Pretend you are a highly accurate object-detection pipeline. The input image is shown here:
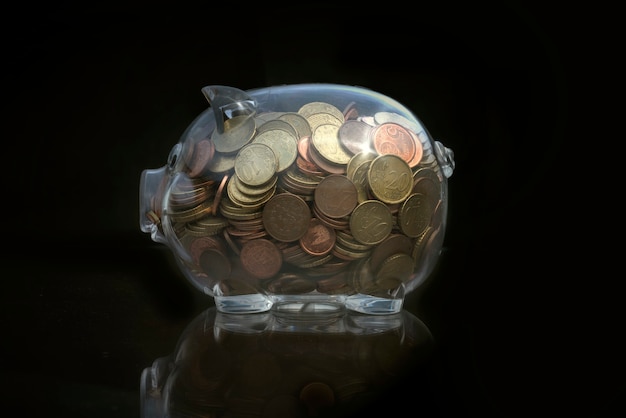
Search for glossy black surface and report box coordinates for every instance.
[1,3,622,417]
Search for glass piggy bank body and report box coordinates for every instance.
[139,83,455,315]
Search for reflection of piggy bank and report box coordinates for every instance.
[140,307,435,417]
[139,84,455,315]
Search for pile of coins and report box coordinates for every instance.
[146,100,446,298]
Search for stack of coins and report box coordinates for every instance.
[149,100,445,298]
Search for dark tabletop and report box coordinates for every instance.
[1,3,622,417]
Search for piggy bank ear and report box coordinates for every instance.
[201,85,257,134]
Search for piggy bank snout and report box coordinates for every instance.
[139,166,168,243]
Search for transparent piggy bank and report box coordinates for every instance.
[139,83,455,315]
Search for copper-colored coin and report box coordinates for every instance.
[300,381,335,413]
[312,204,350,231]
[297,135,313,162]
[180,139,195,171]
[187,138,215,178]
[211,174,229,215]
[189,235,224,264]
[198,248,231,281]
[413,168,442,200]
[342,101,359,120]
[407,130,424,168]
[314,174,358,218]
[262,192,311,242]
[371,122,416,164]
[240,238,282,279]
[299,217,336,256]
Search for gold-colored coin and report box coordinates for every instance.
[254,111,283,124]
[185,214,229,236]
[311,124,352,165]
[227,176,276,208]
[167,200,214,223]
[348,159,373,203]
[218,197,263,220]
[298,101,345,122]
[252,127,298,173]
[255,118,298,138]
[335,230,372,251]
[368,154,413,204]
[211,114,256,154]
[349,200,393,245]
[346,151,376,179]
[168,186,210,210]
[278,112,312,139]
[205,151,236,174]
[306,112,343,133]
[397,192,433,238]
[375,252,414,286]
[278,165,320,196]
[232,171,277,196]
[234,142,278,186]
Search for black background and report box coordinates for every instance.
[1,2,622,417]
